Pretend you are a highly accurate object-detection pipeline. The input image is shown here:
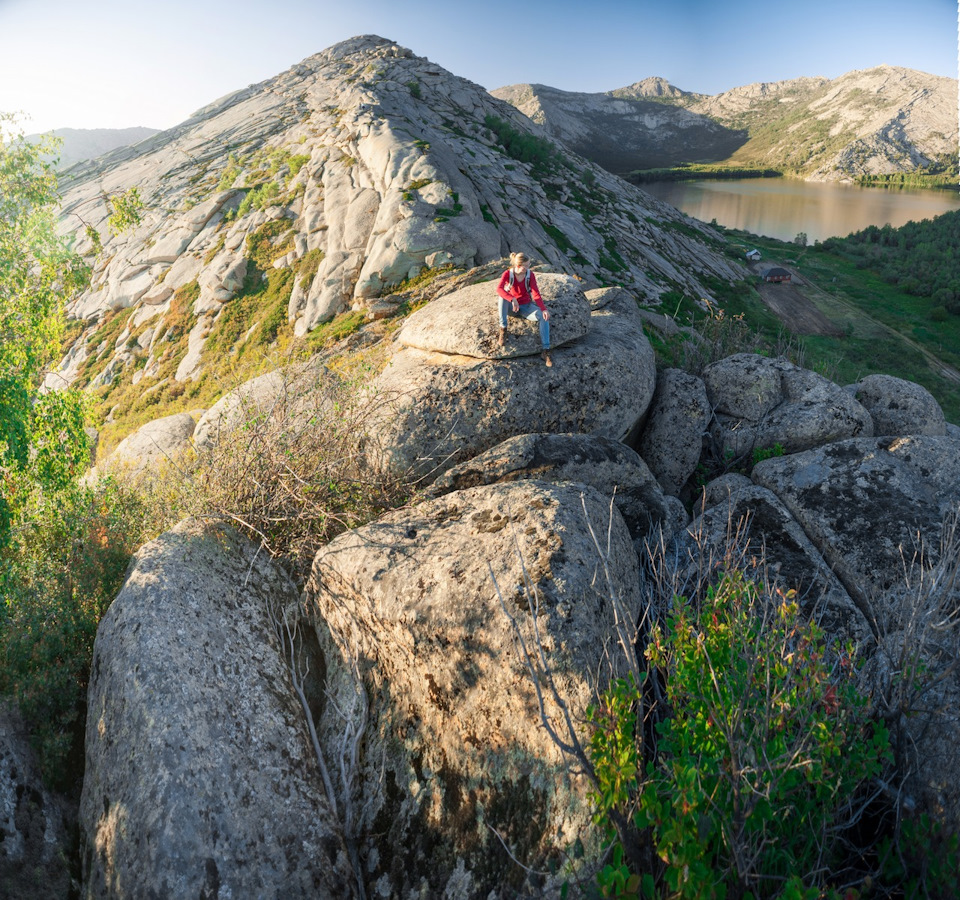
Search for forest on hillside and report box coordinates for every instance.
[821,207,960,320]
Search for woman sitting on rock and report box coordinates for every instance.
[496,252,551,367]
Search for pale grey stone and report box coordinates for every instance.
[752,435,960,619]
[81,520,356,899]
[638,368,711,496]
[397,272,590,358]
[428,431,670,543]
[703,354,873,457]
[371,287,657,478]
[307,480,640,898]
[104,411,196,476]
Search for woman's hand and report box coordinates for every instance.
[511,301,519,312]
[542,309,550,321]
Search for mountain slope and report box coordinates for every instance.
[53,35,742,397]
[27,126,160,168]
[495,65,958,181]
[491,82,746,172]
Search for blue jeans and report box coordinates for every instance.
[498,297,550,349]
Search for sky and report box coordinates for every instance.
[0,0,957,136]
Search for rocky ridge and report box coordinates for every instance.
[494,65,958,180]
[14,32,959,900]
[50,35,742,400]
[27,127,161,170]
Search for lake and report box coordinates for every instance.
[639,177,960,243]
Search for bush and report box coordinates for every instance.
[637,571,889,898]
[484,114,559,177]
[585,525,894,900]
[177,363,413,574]
[0,477,162,790]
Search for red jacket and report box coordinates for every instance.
[497,268,545,312]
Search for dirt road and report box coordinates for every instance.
[756,280,845,337]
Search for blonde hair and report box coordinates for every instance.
[509,252,529,267]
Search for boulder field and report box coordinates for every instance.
[70,269,960,897]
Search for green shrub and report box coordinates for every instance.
[589,569,892,899]
[751,442,785,467]
[246,219,294,269]
[0,477,163,790]
[484,114,559,177]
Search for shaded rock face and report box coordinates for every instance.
[307,480,642,898]
[702,354,873,457]
[752,436,960,618]
[80,520,356,900]
[372,283,657,478]
[852,373,947,437]
[496,66,958,182]
[0,703,74,900]
[428,432,671,545]
[637,367,711,496]
[491,82,744,173]
[688,478,870,645]
[397,272,591,358]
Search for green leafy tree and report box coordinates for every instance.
[0,118,146,789]
[0,117,90,546]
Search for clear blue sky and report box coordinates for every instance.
[1,0,957,135]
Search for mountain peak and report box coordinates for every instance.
[53,35,741,392]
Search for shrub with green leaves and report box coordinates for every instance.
[0,476,160,790]
[589,570,892,899]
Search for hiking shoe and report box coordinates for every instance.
[542,350,553,367]
[498,327,507,347]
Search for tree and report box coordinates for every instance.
[0,116,90,545]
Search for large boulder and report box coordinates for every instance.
[851,373,947,437]
[0,703,74,900]
[752,435,960,619]
[703,354,873,458]
[427,432,671,545]
[371,284,657,478]
[307,480,642,898]
[193,357,332,450]
[103,410,197,476]
[80,519,356,899]
[637,367,711,496]
[396,272,591,359]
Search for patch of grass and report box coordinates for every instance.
[539,220,574,255]
[306,311,366,350]
[294,247,325,284]
[383,263,456,296]
[246,220,295,270]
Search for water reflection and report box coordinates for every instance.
[640,178,960,242]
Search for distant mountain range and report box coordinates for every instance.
[25,127,160,169]
[492,65,958,181]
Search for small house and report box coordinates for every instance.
[762,267,792,283]
[745,249,761,261]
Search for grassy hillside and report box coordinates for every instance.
[659,227,960,423]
